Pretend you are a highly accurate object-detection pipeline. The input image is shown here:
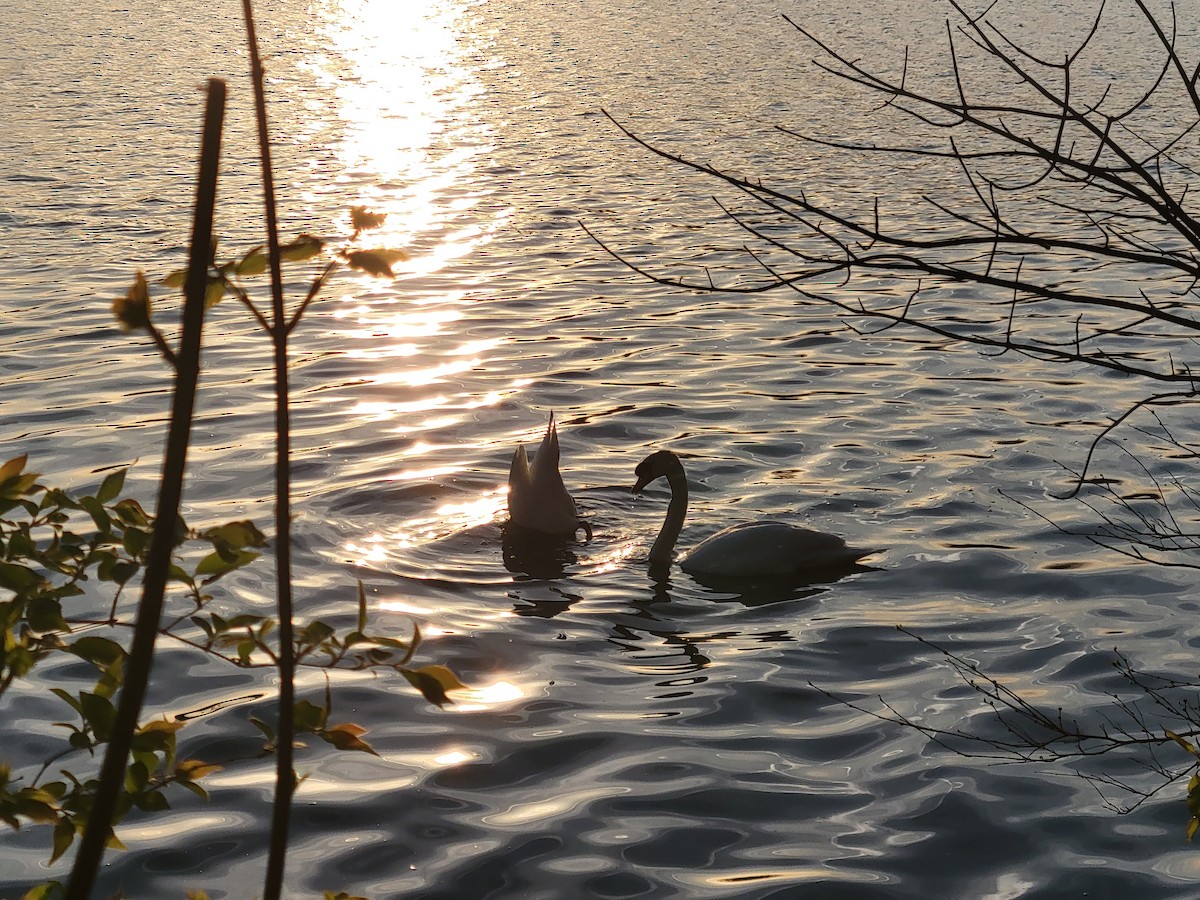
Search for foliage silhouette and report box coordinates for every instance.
[1,6,459,899]
[598,0,1200,836]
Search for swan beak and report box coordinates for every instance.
[632,475,652,495]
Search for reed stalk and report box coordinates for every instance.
[237,3,297,897]
[64,76,226,900]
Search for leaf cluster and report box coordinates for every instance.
[112,205,407,368]
[0,455,464,881]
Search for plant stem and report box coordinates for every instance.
[65,77,225,900]
[238,3,297,898]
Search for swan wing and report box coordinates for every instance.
[507,444,532,524]
[681,521,878,578]
[528,415,578,530]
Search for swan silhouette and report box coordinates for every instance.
[507,413,588,538]
[632,449,880,578]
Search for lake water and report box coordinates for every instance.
[3,0,1200,896]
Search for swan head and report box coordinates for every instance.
[632,449,684,494]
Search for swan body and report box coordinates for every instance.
[632,449,880,577]
[508,413,581,536]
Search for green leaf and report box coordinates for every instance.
[204,278,225,309]
[195,548,260,582]
[112,271,152,332]
[236,639,256,665]
[0,462,39,502]
[1187,778,1200,817]
[125,759,150,793]
[225,614,265,629]
[321,722,378,755]
[300,620,335,646]
[399,622,421,666]
[68,636,126,669]
[341,248,408,278]
[121,525,149,556]
[8,529,35,558]
[204,520,268,549]
[0,561,42,594]
[371,635,412,652]
[293,699,326,733]
[160,268,187,288]
[233,246,268,276]
[357,580,368,635]
[109,560,139,586]
[249,715,275,743]
[1188,817,1199,842]
[133,790,170,812]
[413,664,466,693]
[78,496,111,533]
[28,596,67,633]
[0,454,27,483]
[176,758,222,781]
[112,498,150,527]
[191,616,213,639]
[12,790,60,824]
[134,719,183,754]
[50,818,75,864]
[350,205,387,235]
[167,564,194,587]
[401,667,455,708]
[280,233,324,262]
[178,779,210,801]
[96,469,127,504]
[79,692,116,742]
[24,880,66,900]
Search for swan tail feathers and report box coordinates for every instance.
[508,444,530,487]
[532,412,561,476]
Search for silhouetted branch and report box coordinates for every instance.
[596,0,1200,561]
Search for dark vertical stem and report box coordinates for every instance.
[239,3,296,898]
[65,77,225,900]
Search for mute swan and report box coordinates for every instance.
[632,449,880,578]
[508,413,589,538]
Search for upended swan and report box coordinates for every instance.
[632,449,880,578]
[507,413,588,538]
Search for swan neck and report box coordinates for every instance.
[649,467,688,565]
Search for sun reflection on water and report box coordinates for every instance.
[451,679,525,712]
[432,749,477,767]
[308,0,499,244]
[309,0,534,566]
[347,488,507,563]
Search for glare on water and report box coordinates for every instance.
[1,0,1199,896]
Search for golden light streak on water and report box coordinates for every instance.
[432,749,478,767]
[309,0,517,441]
[584,542,638,576]
[310,0,495,244]
[347,488,507,566]
[451,679,526,712]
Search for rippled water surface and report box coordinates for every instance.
[3,0,1200,896]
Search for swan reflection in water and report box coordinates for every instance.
[501,522,582,582]
[644,557,875,608]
